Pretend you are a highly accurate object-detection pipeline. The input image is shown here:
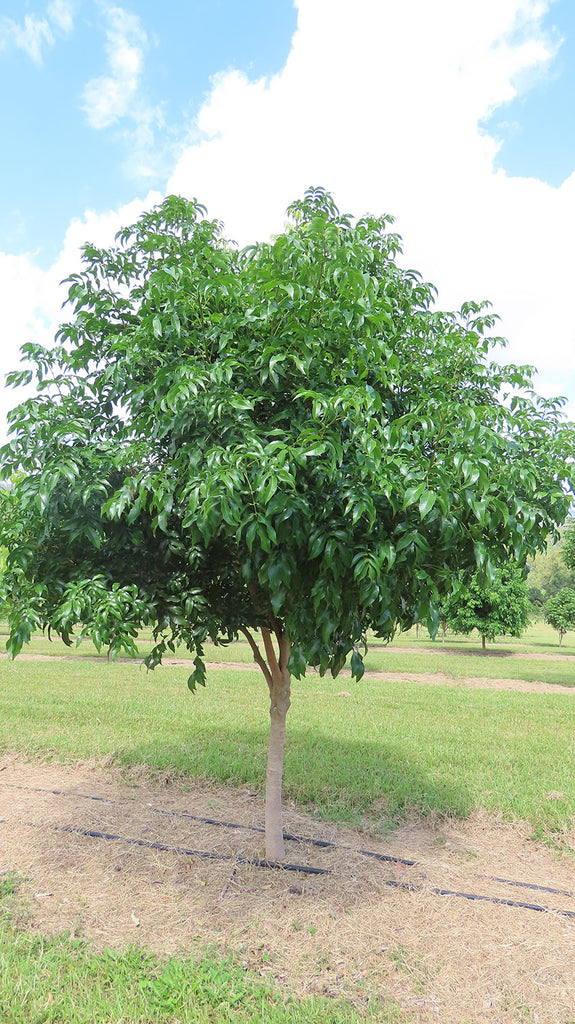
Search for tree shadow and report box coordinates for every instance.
[434,646,514,659]
[370,642,514,658]
[119,723,472,830]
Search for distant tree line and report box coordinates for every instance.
[526,517,575,612]
[435,520,575,648]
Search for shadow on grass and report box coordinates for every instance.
[117,725,472,830]
[371,643,515,659]
[433,646,514,659]
[528,641,575,653]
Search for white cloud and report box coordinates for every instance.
[82,4,148,129]
[47,0,75,35]
[167,0,574,409]
[0,191,162,441]
[81,3,166,183]
[0,14,54,64]
[0,1,74,64]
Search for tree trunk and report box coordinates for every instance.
[559,631,564,647]
[482,635,486,653]
[265,664,291,861]
[241,625,292,862]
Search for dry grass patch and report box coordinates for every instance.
[1,756,574,1024]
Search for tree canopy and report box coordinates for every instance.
[1,188,574,857]
[526,518,575,612]
[444,562,531,651]
[544,588,575,646]
[559,518,575,575]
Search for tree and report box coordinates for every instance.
[559,518,575,575]
[1,190,574,859]
[526,520,575,613]
[543,588,575,645]
[445,563,531,652]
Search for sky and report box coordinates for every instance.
[1,0,575,439]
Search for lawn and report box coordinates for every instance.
[1,625,574,1024]
[0,649,573,838]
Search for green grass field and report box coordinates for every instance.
[5,620,575,686]
[1,622,574,1022]
[0,627,573,836]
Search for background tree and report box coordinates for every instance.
[437,601,450,643]
[559,517,575,574]
[0,547,6,616]
[543,588,575,645]
[444,563,531,652]
[526,519,575,614]
[1,190,574,859]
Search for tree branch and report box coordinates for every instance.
[261,626,280,680]
[278,634,291,673]
[239,626,272,687]
[269,614,290,673]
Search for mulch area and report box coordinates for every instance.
[1,756,574,1024]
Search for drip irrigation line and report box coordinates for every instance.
[2,781,573,900]
[0,783,416,865]
[380,878,575,918]
[427,887,575,918]
[357,847,417,867]
[481,876,574,898]
[5,819,575,920]
[20,821,330,875]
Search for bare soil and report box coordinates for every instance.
[147,659,575,695]
[1,756,574,1024]
[359,671,575,695]
[9,642,575,696]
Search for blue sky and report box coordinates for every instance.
[0,0,297,265]
[485,0,575,184]
[1,0,575,436]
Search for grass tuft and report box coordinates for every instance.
[0,926,399,1024]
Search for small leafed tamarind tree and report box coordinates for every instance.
[1,189,574,859]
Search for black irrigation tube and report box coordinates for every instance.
[5,819,575,919]
[2,782,571,893]
[2,782,575,918]
[18,821,329,875]
[379,877,575,918]
[1,782,417,866]
[480,875,573,897]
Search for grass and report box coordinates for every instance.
[4,619,575,678]
[0,936,395,1024]
[0,910,396,1024]
[1,625,573,1024]
[0,875,400,1024]
[362,647,575,686]
[0,655,573,837]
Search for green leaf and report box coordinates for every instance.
[403,483,425,509]
[418,490,437,518]
[288,646,307,679]
[350,649,365,680]
[187,656,207,692]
